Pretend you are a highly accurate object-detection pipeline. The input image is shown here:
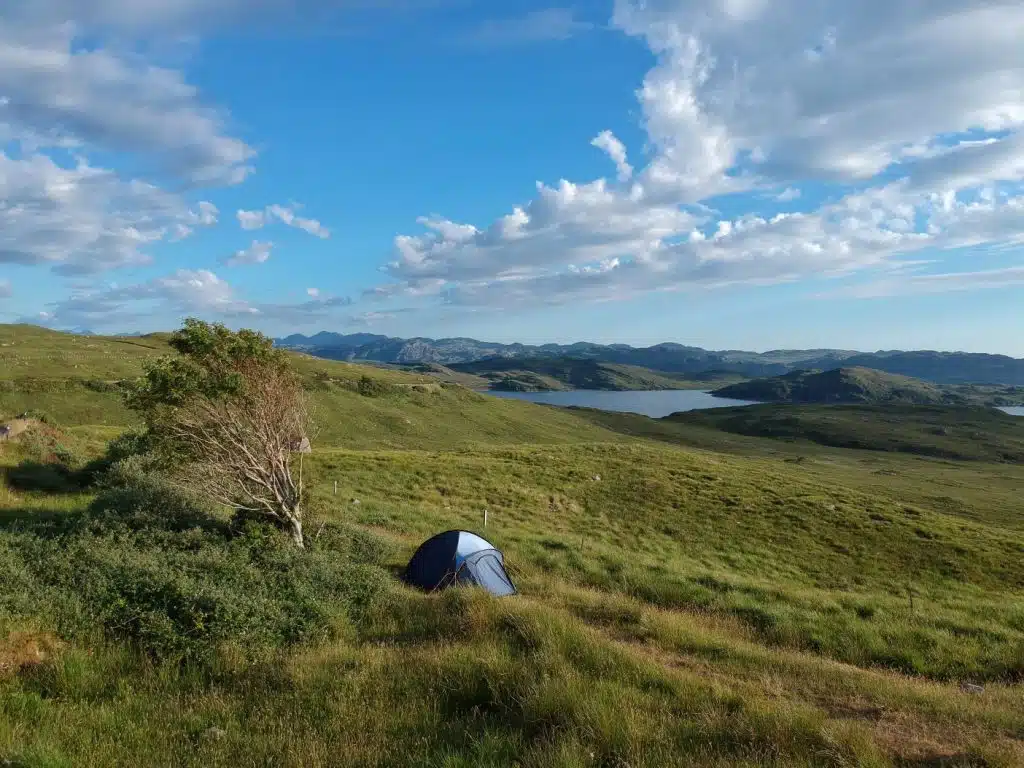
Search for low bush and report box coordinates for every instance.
[356,375,399,398]
[78,431,155,486]
[0,469,390,664]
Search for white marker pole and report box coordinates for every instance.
[484,509,488,528]
[334,480,338,495]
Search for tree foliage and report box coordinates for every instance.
[126,319,313,547]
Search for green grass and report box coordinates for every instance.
[714,366,1024,407]
[448,356,743,392]
[2,324,1024,766]
[670,403,1024,462]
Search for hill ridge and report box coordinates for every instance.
[274,330,1024,386]
[711,366,1024,407]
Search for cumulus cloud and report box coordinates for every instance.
[36,269,354,329]
[237,209,267,230]
[591,131,633,182]
[194,201,219,226]
[0,152,218,274]
[0,1,255,276]
[224,240,273,266]
[267,204,331,238]
[614,1,1024,189]
[38,269,252,329]
[172,201,220,240]
[306,288,320,297]
[0,25,254,186]
[372,0,1024,310]
[236,204,331,238]
[387,178,695,285]
[465,8,594,46]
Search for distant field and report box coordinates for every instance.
[670,403,1024,462]
[2,324,1023,767]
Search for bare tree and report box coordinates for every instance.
[127,319,314,547]
[167,362,312,546]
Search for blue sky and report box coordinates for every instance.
[1,0,1023,355]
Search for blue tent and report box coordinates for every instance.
[404,530,516,596]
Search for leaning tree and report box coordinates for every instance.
[127,319,314,547]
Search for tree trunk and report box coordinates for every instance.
[288,514,304,549]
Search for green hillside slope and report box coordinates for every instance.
[2,325,1023,766]
[713,366,1024,407]
[448,356,742,391]
[713,366,952,404]
[669,404,1024,462]
[0,327,614,449]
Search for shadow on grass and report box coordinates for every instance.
[2,459,85,495]
[0,490,227,540]
[0,504,76,531]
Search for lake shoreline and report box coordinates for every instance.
[487,388,1024,420]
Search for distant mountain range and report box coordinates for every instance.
[275,332,1024,386]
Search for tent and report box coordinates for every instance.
[404,530,516,596]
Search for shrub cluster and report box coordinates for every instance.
[0,458,390,662]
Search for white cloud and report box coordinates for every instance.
[387,178,695,285]
[0,279,11,299]
[829,265,1024,299]
[372,1,1024,310]
[237,209,267,230]
[237,204,330,238]
[306,287,320,297]
[0,3,254,276]
[591,130,633,182]
[266,204,330,238]
[613,1,1024,190]
[171,201,220,241]
[0,24,255,186]
[195,201,219,226]
[37,269,354,329]
[224,240,273,266]
[902,133,1024,193]
[6,0,447,35]
[39,269,252,329]
[0,152,214,274]
[465,8,594,46]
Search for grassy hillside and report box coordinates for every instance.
[2,325,1024,766]
[713,367,952,405]
[448,356,742,392]
[714,366,1024,407]
[0,327,616,449]
[669,404,1024,463]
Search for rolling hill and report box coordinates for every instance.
[3,324,1024,766]
[712,367,1024,407]
[713,367,951,405]
[446,357,744,392]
